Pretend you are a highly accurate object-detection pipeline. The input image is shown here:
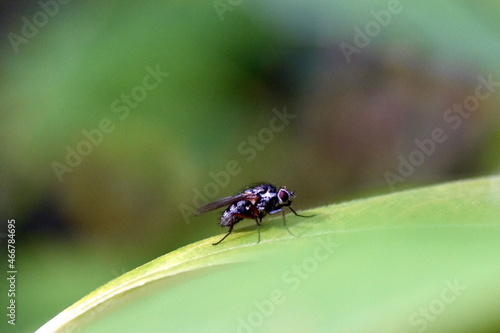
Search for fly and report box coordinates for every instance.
[196,183,310,245]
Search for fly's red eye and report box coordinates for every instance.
[278,189,289,203]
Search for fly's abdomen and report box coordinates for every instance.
[219,201,250,227]
[220,211,241,227]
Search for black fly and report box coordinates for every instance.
[196,183,310,245]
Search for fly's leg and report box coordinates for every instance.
[213,221,234,245]
[289,206,314,218]
[248,204,263,243]
[254,216,262,243]
[280,206,315,238]
[281,210,296,238]
[213,211,257,245]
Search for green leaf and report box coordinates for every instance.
[37,176,500,333]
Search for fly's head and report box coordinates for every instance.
[277,187,296,207]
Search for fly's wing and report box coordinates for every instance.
[196,193,259,215]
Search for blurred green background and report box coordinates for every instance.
[0,0,499,332]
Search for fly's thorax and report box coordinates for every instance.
[249,184,276,204]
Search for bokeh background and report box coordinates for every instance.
[1,1,499,332]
